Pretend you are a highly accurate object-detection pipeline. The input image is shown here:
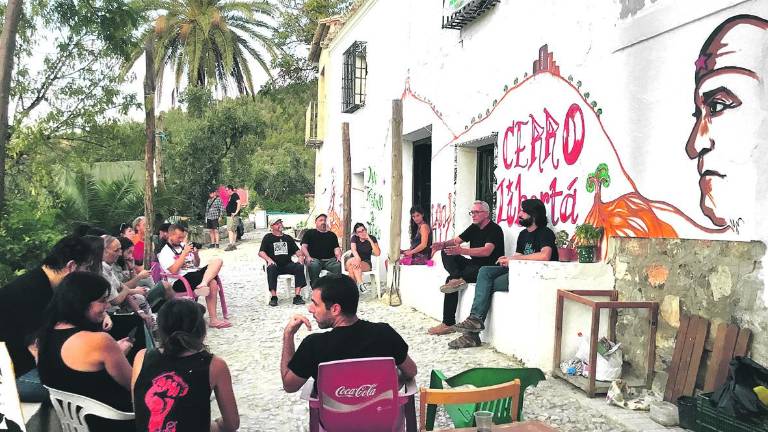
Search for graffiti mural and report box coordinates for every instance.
[402,13,768,244]
[365,166,383,238]
[431,193,454,243]
[327,168,344,240]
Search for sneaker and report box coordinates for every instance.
[292,295,305,305]
[224,244,237,251]
[439,278,468,294]
[448,333,482,349]
[215,244,220,248]
[453,316,485,333]
[358,283,368,293]
[268,296,278,307]
[206,243,216,249]
[427,323,456,336]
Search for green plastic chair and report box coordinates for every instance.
[425,367,545,431]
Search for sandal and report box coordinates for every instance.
[209,320,232,329]
[448,333,481,349]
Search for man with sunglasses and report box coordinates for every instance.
[427,201,505,336]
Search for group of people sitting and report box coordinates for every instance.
[0,217,237,430]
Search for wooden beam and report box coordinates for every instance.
[342,122,351,251]
[388,100,403,280]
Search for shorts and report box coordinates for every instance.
[172,266,208,293]
[206,218,219,229]
[227,215,239,232]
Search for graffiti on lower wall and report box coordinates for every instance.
[327,168,344,240]
[365,166,383,238]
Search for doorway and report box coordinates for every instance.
[412,137,432,220]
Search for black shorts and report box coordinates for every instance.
[206,219,219,229]
[172,266,208,293]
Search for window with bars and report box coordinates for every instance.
[342,41,367,113]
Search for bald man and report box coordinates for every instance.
[686,14,768,230]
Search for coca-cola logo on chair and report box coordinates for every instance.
[334,384,378,398]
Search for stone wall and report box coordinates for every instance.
[608,237,768,392]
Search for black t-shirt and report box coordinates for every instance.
[516,226,559,261]
[351,234,378,264]
[459,221,505,266]
[288,320,409,381]
[225,192,240,216]
[301,229,339,259]
[259,233,299,266]
[0,268,53,376]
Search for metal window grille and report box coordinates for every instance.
[342,41,367,113]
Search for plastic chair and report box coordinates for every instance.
[45,386,134,432]
[309,357,417,432]
[150,261,228,319]
[424,367,545,430]
[341,250,382,298]
[261,262,296,298]
[419,380,520,431]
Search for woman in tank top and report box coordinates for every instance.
[36,272,135,432]
[403,206,433,264]
[345,222,381,292]
[132,299,239,432]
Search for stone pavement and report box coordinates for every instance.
[200,231,687,431]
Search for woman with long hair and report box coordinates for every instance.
[403,206,432,263]
[131,216,148,270]
[36,272,134,431]
[345,222,380,292]
[132,299,239,432]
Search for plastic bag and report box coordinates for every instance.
[712,356,768,418]
[579,336,623,381]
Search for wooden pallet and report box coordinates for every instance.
[664,314,709,402]
[703,322,751,392]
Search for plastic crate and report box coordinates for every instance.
[695,393,768,432]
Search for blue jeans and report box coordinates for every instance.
[469,266,509,321]
[16,368,48,402]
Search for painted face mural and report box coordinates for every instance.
[686,15,768,229]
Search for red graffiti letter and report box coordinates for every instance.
[529,114,543,171]
[543,108,560,171]
[562,103,584,165]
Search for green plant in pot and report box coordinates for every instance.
[573,223,602,263]
[555,230,575,262]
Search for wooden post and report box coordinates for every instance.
[342,122,351,251]
[0,0,24,214]
[389,100,403,274]
[155,113,165,190]
[143,39,156,261]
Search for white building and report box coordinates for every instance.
[305,0,768,376]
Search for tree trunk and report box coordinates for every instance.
[0,0,24,214]
[342,122,351,251]
[143,39,156,261]
[388,100,403,265]
[155,113,165,190]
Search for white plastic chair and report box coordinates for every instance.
[45,386,134,432]
[342,250,382,298]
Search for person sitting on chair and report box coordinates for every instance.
[402,206,432,264]
[36,272,135,432]
[345,222,380,293]
[280,274,417,393]
[132,299,239,432]
[301,214,342,287]
[427,201,505,336]
[259,218,307,307]
[157,224,231,329]
[448,198,559,349]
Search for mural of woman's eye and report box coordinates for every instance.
[703,87,741,117]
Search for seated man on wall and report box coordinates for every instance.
[448,198,559,349]
[157,224,231,329]
[427,200,505,336]
[259,218,307,307]
[0,235,92,402]
[280,274,417,393]
[301,214,342,287]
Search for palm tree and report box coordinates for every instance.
[128,0,278,97]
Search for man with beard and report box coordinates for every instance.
[280,274,417,393]
[448,198,558,349]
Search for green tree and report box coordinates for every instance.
[129,0,279,97]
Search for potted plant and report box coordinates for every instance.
[573,223,602,263]
[555,230,576,262]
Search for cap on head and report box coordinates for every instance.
[270,218,283,227]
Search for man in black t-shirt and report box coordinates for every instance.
[300,214,342,286]
[428,201,505,336]
[0,235,92,402]
[448,198,558,349]
[259,218,307,307]
[280,274,417,393]
[224,185,241,251]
